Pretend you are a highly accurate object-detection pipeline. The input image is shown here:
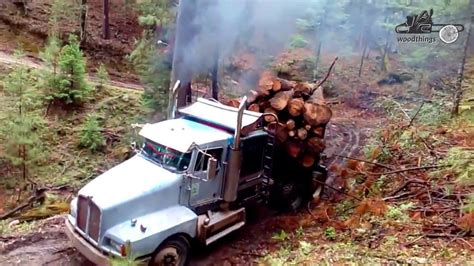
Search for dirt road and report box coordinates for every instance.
[0,216,86,266]
[0,50,143,91]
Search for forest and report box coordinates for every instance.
[0,0,473,265]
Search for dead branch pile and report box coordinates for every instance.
[226,70,333,168]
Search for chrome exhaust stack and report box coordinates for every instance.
[232,96,247,150]
[167,80,181,119]
[223,96,247,202]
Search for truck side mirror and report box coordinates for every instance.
[207,158,218,180]
[130,142,138,153]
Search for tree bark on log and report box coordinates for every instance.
[270,90,293,111]
[288,97,305,116]
[228,67,335,169]
[303,103,332,126]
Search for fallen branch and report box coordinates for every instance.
[403,235,424,247]
[312,179,362,201]
[0,189,46,220]
[310,57,338,94]
[424,232,473,238]
[336,154,394,170]
[373,165,444,175]
[456,237,474,249]
[383,191,414,201]
[407,102,425,128]
[239,252,265,257]
[388,178,429,196]
[388,98,410,120]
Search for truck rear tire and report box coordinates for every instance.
[149,235,190,266]
[271,182,304,212]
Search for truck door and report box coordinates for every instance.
[188,147,224,207]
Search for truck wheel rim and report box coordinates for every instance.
[155,247,180,265]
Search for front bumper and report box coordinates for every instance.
[65,219,110,266]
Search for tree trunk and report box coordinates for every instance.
[185,82,192,104]
[452,1,473,116]
[314,41,322,76]
[211,52,219,100]
[103,0,110,39]
[22,145,27,181]
[359,39,368,77]
[80,0,88,42]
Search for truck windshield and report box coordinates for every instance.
[141,140,191,172]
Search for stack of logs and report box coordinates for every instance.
[226,71,332,168]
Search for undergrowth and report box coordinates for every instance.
[79,114,105,152]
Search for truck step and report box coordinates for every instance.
[199,208,246,246]
[205,221,245,245]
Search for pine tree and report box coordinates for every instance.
[48,0,75,37]
[40,36,62,112]
[1,52,44,181]
[54,34,91,105]
[129,0,175,112]
[79,114,105,152]
[96,63,109,89]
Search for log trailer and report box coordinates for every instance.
[65,95,328,265]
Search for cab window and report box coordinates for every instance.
[194,148,223,172]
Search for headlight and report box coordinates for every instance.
[70,197,78,218]
[109,238,128,256]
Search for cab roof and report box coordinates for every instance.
[139,118,232,153]
[178,98,263,133]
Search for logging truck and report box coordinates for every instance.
[65,94,328,265]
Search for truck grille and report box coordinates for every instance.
[76,195,102,242]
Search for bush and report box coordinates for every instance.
[385,202,414,221]
[439,148,474,184]
[96,63,109,89]
[324,226,337,240]
[79,115,105,151]
[290,34,309,49]
[415,102,450,126]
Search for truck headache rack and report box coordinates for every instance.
[178,98,264,136]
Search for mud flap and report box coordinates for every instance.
[310,166,328,203]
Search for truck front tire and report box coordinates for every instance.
[149,235,190,266]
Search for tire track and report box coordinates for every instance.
[322,121,362,190]
[325,123,361,168]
